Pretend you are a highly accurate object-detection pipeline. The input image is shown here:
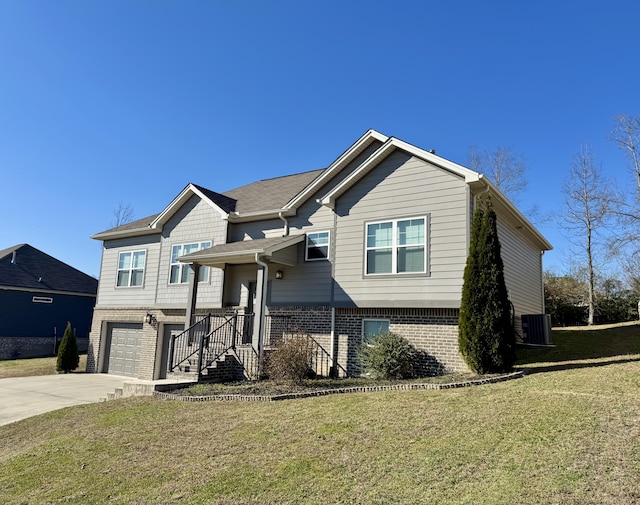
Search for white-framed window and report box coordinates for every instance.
[170,241,212,284]
[306,231,330,261]
[365,216,427,275]
[117,250,146,287]
[362,319,390,342]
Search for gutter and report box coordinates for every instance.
[227,208,296,223]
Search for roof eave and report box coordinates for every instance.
[91,227,160,241]
[227,208,296,223]
[470,177,553,251]
[150,183,230,229]
[283,129,389,211]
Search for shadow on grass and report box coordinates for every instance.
[515,322,640,374]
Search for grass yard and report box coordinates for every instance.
[0,354,87,379]
[1,325,639,504]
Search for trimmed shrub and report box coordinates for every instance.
[357,332,417,379]
[56,321,79,373]
[265,335,313,385]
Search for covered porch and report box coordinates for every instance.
[166,235,336,380]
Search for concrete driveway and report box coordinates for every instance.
[0,373,135,426]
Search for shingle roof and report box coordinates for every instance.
[0,244,98,295]
[179,235,305,265]
[222,169,325,214]
[192,184,237,214]
[92,214,160,237]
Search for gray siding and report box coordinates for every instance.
[223,264,256,308]
[333,151,469,308]
[495,210,545,334]
[96,235,161,307]
[226,145,384,305]
[155,195,227,309]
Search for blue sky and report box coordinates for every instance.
[1,1,638,278]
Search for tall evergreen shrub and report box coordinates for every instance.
[458,197,515,373]
[56,321,79,373]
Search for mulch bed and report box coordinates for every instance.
[154,371,524,402]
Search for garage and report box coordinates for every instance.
[105,323,143,377]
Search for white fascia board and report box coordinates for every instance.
[263,234,306,255]
[283,129,389,211]
[320,136,485,208]
[90,227,160,241]
[389,138,480,182]
[320,138,397,208]
[149,183,229,229]
[471,176,553,251]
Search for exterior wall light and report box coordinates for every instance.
[145,312,157,325]
[275,270,284,280]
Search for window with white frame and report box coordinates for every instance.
[362,319,390,342]
[116,250,146,287]
[306,231,330,261]
[365,216,427,275]
[170,241,212,284]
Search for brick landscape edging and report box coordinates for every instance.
[153,370,524,403]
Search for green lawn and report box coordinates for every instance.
[0,354,87,379]
[1,325,639,504]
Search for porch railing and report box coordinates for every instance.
[168,312,346,379]
[265,315,347,378]
[168,313,254,375]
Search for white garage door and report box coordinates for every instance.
[107,323,143,377]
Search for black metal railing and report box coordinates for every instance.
[169,313,254,375]
[264,315,347,378]
[168,312,346,379]
[168,314,211,373]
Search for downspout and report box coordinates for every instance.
[330,306,336,378]
[255,253,269,363]
[278,211,289,237]
[540,250,546,313]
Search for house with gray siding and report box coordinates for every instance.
[87,130,552,380]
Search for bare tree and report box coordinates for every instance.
[561,144,616,325]
[468,146,528,203]
[112,202,135,227]
[607,114,640,262]
[610,114,640,193]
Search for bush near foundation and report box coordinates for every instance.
[358,332,417,379]
[265,335,314,385]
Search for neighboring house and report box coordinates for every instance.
[88,130,552,380]
[0,244,98,359]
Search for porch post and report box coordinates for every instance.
[252,257,268,358]
[184,263,201,331]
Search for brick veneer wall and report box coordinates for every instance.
[0,336,89,360]
[88,305,468,380]
[87,307,224,380]
[265,306,468,377]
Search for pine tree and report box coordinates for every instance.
[56,321,79,373]
[459,197,515,373]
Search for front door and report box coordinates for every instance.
[243,282,257,344]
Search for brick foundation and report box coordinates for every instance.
[0,336,89,360]
[267,306,468,377]
[89,305,468,380]
[87,307,224,380]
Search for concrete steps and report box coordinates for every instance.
[100,378,196,402]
